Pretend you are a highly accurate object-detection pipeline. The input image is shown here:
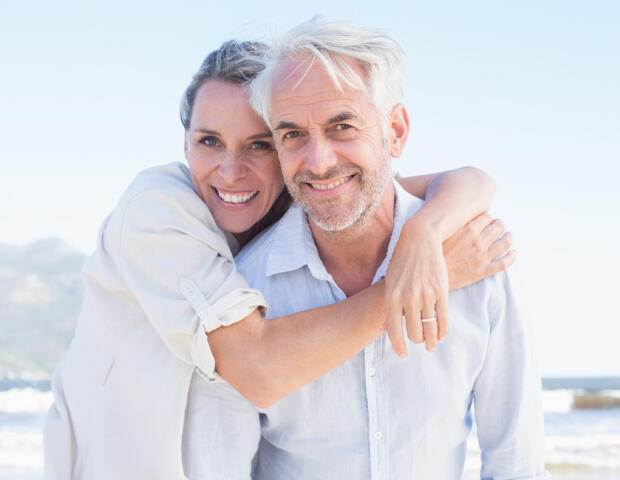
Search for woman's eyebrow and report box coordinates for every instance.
[247,132,274,140]
[193,128,220,135]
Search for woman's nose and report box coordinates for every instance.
[218,151,248,183]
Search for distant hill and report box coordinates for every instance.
[0,238,85,378]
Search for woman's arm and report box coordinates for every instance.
[121,166,507,409]
[209,169,513,408]
[386,167,498,357]
[207,281,385,408]
[210,211,513,408]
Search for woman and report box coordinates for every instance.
[44,40,512,480]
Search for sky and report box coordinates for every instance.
[1,0,619,377]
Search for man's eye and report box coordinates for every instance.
[200,136,219,146]
[334,124,352,131]
[283,131,301,140]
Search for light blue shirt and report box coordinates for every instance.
[236,182,548,480]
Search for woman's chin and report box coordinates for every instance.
[213,214,261,236]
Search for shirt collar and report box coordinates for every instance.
[265,179,424,281]
[375,180,424,279]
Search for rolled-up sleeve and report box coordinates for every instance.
[117,186,267,380]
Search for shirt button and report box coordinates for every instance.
[374,431,383,440]
[367,367,376,377]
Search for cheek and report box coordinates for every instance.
[259,153,284,184]
[266,162,285,198]
[275,151,300,183]
[188,154,216,181]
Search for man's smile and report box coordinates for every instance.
[306,175,355,191]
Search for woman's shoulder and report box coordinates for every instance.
[95,162,230,253]
[113,162,210,219]
[123,162,195,199]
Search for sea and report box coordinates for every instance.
[1,377,619,479]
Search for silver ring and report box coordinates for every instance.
[420,316,437,323]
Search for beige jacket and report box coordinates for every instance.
[44,163,266,479]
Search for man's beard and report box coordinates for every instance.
[285,155,391,232]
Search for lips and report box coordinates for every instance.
[306,175,355,191]
[213,187,258,204]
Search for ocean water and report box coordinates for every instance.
[1,378,619,479]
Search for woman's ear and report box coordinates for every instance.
[184,132,190,160]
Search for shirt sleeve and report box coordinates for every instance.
[117,185,267,381]
[473,269,550,479]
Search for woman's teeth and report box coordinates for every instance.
[216,189,258,204]
[310,176,350,190]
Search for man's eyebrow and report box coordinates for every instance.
[273,120,300,131]
[327,112,358,124]
[247,131,274,140]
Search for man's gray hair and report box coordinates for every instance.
[180,40,268,129]
[249,19,405,128]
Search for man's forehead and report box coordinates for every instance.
[271,54,367,100]
[269,55,373,122]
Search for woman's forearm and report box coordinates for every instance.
[386,167,496,355]
[210,168,498,408]
[207,282,386,408]
[398,167,496,240]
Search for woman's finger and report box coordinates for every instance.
[405,302,424,344]
[436,293,449,342]
[487,232,514,259]
[480,218,506,248]
[386,297,408,358]
[468,212,494,233]
[421,301,438,352]
[487,249,517,276]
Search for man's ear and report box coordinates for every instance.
[388,104,410,159]
[184,132,190,160]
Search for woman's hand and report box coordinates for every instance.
[385,217,449,357]
[384,212,515,358]
[444,213,516,290]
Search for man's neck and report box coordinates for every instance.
[309,182,395,297]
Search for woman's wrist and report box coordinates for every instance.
[404,207,447,242]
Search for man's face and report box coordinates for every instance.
[268,56,392,232]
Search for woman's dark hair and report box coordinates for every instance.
[180,40,269,129]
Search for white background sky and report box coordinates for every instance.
[1,1,619,377]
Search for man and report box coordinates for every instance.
[235,20,548,479]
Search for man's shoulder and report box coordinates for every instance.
[236,203,307,287]
[236,223,278,265]
[451,265,529,334]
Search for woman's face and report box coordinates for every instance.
[185,80,284,234]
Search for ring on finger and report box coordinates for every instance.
[421,315,437,323]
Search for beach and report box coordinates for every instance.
[2,377,619,479]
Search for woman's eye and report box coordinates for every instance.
[200,136,219,146]
[250,141,273,151]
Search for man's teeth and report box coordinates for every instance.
[216,189,258,204]
[310,177,350,190]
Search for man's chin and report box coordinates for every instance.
[306,206,365,232]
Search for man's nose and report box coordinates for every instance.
[304,134,338,177]
[218,151,247,183]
